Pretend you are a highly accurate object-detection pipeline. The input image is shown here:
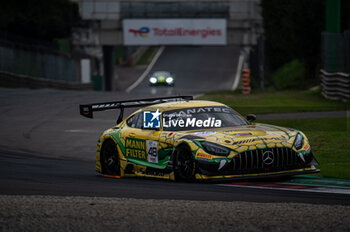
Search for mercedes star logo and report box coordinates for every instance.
[262,151,274,165]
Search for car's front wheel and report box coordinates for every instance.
[175,144,196,181]
[100,139,120,175]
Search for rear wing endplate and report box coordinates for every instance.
[79,95,193,119]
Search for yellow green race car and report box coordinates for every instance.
[79,96,319,181]
[149,71,175,87]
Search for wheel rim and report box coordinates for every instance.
[102,141,119,174]
[177,148,194,180]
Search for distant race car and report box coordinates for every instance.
[79,96,319,181]
[148,71,175,86]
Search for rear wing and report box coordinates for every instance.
[79,96,193,121]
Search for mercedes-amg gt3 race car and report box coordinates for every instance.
[80,96,319,181]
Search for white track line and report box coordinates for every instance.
[219,184,350,195]
[231,51,245,90]
[126,46,165,93]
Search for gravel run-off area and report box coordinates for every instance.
[0,195,349,232]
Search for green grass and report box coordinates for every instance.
[136,47,157,66]
[257,117,350,179]
[198,90,349,115]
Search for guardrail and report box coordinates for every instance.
[320,69,350,101]
[0,71,92,90]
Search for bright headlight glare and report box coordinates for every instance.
[166,77,173,84]
[149,77,157,84]
[201,141,230,156]
[294,133,304,150]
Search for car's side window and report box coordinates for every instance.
[126,112,143,129]
[135,112,143,129]
[126,113,139,128]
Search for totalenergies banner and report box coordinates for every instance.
[123,19,227,45]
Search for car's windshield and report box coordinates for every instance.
[162,106,247,131]
[154,71,170,77]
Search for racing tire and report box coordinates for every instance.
[175,144,196,181]
[100,139,120,175]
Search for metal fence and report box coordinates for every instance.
[120,2,229,19]
[321,31,350,73]
[0,40,76,82]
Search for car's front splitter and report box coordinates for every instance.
[195,167,320,182]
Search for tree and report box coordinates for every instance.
[261,0,326,80]
[0,0,80,41]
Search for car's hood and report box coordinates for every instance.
[175,123,297,150]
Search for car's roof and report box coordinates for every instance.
[141,100,227,111]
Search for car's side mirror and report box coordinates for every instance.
[246,114,256,122]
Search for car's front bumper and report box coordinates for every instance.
[194,149,320,181]
[149,82,174,87]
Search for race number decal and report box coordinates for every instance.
[147,140,158,163]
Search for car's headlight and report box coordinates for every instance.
[294,133,304,150]
[166,77,174,84]
[201,141,230,156]
[149,77,157,84]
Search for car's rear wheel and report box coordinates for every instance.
[175,144,196,181]
[100,139,120,175]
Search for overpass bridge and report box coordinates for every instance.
[72,0,263,91]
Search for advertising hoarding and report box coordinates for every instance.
[123,19,227,45]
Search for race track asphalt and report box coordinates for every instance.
[130,46,241,95]
[1,149,349,206]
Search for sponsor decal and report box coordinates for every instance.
[143,110,161,129]
[129,27,150,37]
[168,107,231,115]
[196,153,213,160]
[123,19,226,45]
[163,117,221,129]
[125,138,147,160]
[303,144,310,150]
[128,26,221,39]
[152,27,221,38]
[194,131,217,136]
[147,140,158,163]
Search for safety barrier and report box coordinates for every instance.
[0,71,92,90]
[320,69,350,101]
